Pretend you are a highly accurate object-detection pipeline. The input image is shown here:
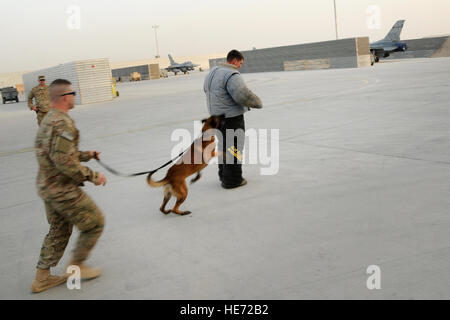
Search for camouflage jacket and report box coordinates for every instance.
[28,85,50,113]
[35,108,99,200]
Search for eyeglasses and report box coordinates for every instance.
[60,91,76,96]
[39,79,45,82]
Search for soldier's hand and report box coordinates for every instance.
[32,106,38,112]
[95,173,107,186]
[90,151,101,160]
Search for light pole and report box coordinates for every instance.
[333,0,339,40]
[152,25,160,59]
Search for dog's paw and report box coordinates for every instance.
[181,211,192,216]
[160,209,171,215]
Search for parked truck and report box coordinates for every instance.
[131,72,142,81]
[1,87,19,104]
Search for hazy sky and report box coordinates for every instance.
[1,0,449,73]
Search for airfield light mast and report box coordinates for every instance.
[152,25,160,59]
[333,0,339,40]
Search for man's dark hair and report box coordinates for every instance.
[227,50,244,62]
[50,79,72,87]
[49,79,73,101]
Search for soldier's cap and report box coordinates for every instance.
[38,76,45,81]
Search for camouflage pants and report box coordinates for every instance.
[37,191,105,270]
[37,112,48,126]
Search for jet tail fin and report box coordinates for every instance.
[168,54,176,66]
[383,20,405,42]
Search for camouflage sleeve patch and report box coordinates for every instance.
[55,136,73,153]
[53,127,75,153]
[60,130,74,141]
[45,118,95,184]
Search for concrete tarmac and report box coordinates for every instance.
[1,58,449,299]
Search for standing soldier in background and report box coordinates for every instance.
[28,75,50,125]
[31,79,107,293]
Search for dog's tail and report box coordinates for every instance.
[147,173,168,188]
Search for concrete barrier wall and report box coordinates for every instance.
[209,37,371,73]
[356,37,372,67]
[433,37,450,57]
[387,36,450,60]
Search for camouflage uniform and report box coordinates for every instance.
[28,85,50,125]
[35,108,104,270]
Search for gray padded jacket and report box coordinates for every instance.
[204,64,262,118]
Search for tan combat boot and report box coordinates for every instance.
[68,261,102,280]
[31,268,69,293]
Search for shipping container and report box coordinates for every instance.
[23,58,114,105]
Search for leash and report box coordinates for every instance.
[93,132,205,178]
[94,150,187,177]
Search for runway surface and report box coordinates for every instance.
[1,58,449,299]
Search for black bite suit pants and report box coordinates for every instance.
[218,114,246,187]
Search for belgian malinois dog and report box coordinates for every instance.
[147,116,224,215]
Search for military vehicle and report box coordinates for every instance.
[1,87,19,104]
[160,69,168,78]
[131,72,142,81]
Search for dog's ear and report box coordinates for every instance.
[201,118,207,124]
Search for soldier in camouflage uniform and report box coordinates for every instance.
[31,79,107,293]
[28,76,51,125]
[204,50,262,189]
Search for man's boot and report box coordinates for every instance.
[68,261,102,280]
[222,178,248,189]
[31,268,68,293]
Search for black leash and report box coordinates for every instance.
[93,133,204,178]
[94,150,187,178]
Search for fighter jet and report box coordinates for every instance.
[165,54,199,75]
[370,20,407,64]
